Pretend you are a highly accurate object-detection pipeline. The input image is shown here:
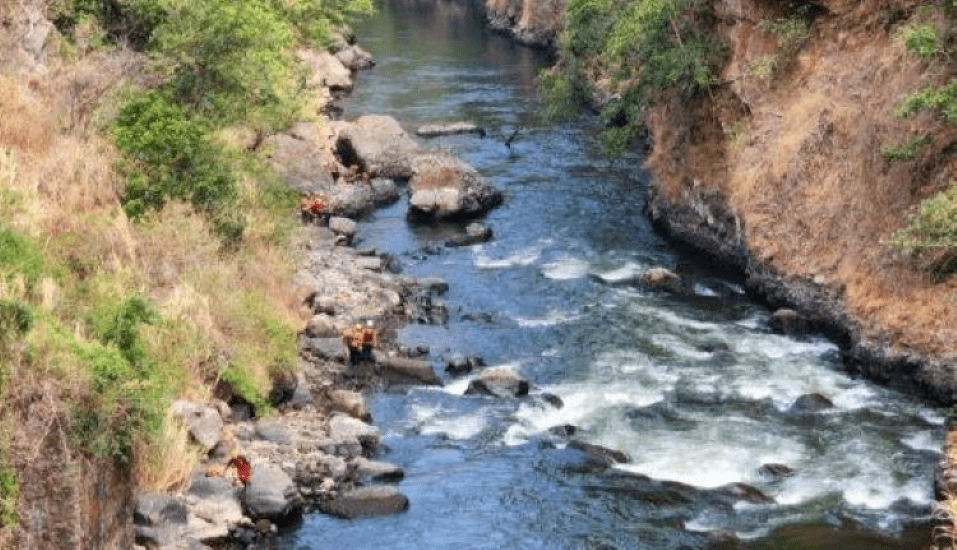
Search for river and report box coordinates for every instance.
[280,0,943,548]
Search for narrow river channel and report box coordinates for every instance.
[281,0,944,547]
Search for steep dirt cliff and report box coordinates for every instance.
[482,0,565,47]
[644,0,957,403]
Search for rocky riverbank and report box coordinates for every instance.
[131,34,507,549]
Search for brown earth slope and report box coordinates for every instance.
[645,0,957,402]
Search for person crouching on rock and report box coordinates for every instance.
[227,450,252,485]
[342,320,379,366]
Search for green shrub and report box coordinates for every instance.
[881,134,931,161]
[47,0,167,49]
[902,22,939,58]
[548,0,724,154]
[898,78,957,124]
[0,467,17,528]
[890,182,957,277]
[219,364,272,417]
[0,228,44,286]
[0,301,33,342]
[71,295,166,463]
[269,0,375,48]
[153,0,295,125]
[114,92,243,240]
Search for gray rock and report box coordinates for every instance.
[134,494,188,526]
[789,392,835,414]
[301,336,348,362]
[171,400,224,450]
[255,419,293,445]
[330,389,371,421]
[370,178,399,205]
[407,154,503,220]
[758,463,796,480]
[372,352,442,386]
[352,458,405,483]
[567,440,628,466]
[319,486,409,519]
[329,216,358,239]
[134,524,180,548]
[465,367,530,398]
[298,48,353,92]
[333,115,423,179]
[717,482,775,504]
[446,222,493,247]
[334,44,375,71]
[356,257,383,272]
[242,464,302,521]
[263,129,337,195]
[769,308,811,337]
[305,313,338,338]
[187,472,235,501]
[328,414,380,454]
[637,267,690,295]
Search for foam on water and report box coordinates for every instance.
[540,256,590,280]
[472,242,544,268]
[590,261,645,284]
[510,310,583,327]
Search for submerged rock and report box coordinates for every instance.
[446,222,494,247]
[319,486,410,519]
[464,367,530,398]
[769,308,811,337]
[636,267,692,295]
[788,392,835,414]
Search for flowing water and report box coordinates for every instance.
[282,1,943,547]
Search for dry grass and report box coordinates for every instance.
[0,38,306,494]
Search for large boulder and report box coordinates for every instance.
[171,400,224,450]
[328,414,380,456]
[319,487,409,519]
[407,154,503,220]
[298,48,353,93]
[334,44,375,71]
[242,464,302,522]
[465,367,530,398]
[332,115,424,179]
[264,122,337,195]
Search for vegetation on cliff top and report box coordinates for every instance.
[889,8,957,278]
[539,0,724,154]
[1,0,372,537]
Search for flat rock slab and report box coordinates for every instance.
[319,486,409,518]
[255,419,293,445]
[353,458,405,483]
[332,115,423,179]
[372,352,442,386]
